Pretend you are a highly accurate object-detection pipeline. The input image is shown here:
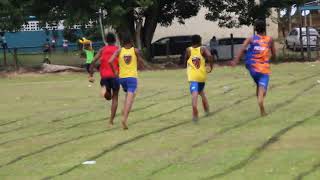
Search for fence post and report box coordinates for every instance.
[13,48,19,71]
[317,36,320,60]
[231,33,234,60]
[306,26,311,61]
[298,6,305,60]
[166,40,170,60]
[2,46,7,66]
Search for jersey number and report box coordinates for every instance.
[192,57,201,69]
[124,55,132,65]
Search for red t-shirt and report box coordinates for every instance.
[100,45,119,78]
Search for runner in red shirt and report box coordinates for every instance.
[89,33,120,126]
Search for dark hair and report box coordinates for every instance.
[122,33,132,45]
[106,33,116,44]
[192,35,202,45]
[254,19,266,34]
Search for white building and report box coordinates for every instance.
[20,19,93,32]
[153,8,279,43]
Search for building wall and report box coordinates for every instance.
[153,8,279,43]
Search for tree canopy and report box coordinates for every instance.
[1,0,305,58]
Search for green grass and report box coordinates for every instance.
[0,62,320,180]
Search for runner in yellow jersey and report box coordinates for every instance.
[109,34,145,130]
[185,35,214,122]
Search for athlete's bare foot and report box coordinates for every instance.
[205,110,210,117]
[121,121,128,130]
[104,89,112,101]
[261,111,268,117]
[192,117,199,123]
[88,76,95,83]
[109,120,114,127]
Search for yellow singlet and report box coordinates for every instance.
[119,47,138,78]
[187,47,207,82]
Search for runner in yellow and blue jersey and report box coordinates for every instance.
[109,34,145,130]
[231,20,276,116]
[185,35,214,122]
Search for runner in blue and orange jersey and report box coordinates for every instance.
[231,20,276,116]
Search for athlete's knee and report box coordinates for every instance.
[258,96,264,105]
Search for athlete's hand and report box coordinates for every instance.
[206,65,213,73]
[114,71,119,78]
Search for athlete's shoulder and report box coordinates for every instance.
[266,36,273,42]
[200,46,209,51]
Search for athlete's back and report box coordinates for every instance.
[187,46,207,83]
[100,45,119,78]
[246,35,272,74]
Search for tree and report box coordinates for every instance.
[202,0,308,28]
[106,0,202,56]
[0,0,31,66]
[19,0,202,60]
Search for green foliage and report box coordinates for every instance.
[63,29,80,43]
[83,27,102,42]
[0,0,30,31]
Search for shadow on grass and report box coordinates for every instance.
[0,103,189,169]
[2,72,319,177]
[295,162,320,180]
[149,78,319,178]
[0,90,166,135]
[203,110,320,180]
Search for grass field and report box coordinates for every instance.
[0,62,320,180]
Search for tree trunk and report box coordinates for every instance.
[288,6,292,32]
[135,19,143,50]
[141,2,160,61]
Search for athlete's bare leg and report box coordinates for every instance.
[200,91,210,116]
[122,92,136,130]
[257,86,267,117]
[192,91,199,122]
[109,89,119,126]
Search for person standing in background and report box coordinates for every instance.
[63,39,69,53]
[209,36,219,60]
[51,38,56,51]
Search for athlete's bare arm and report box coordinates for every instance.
[135,48,145,70]
[109,49,121,77]
[201,47,214,73]
[231,37,251,66]
[184,48,191,68]
[89,48,102,76]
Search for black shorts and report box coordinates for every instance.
[100,78,120,91]
[85,63,91,73]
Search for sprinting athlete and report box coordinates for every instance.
[109,34,144,130]
[89,33,120,126]
[231,19,276,116]
[185,35,214,122]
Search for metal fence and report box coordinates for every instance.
[279,35,320,62]
[0,42,105,70]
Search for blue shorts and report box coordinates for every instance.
[189,82,205,93]
[247,68,270,91]
[100,78,120,91]
[120,78,138,93]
